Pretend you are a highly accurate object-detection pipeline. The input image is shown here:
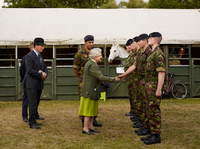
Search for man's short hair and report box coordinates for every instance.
[155,37,162,44]
[29,41,34,48]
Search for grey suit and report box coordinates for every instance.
[25,50,48,126]
[81,60,115,100]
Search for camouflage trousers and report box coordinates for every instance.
[78,74,84,98]
[126,77,135,113]
[143,81,161,134]
[137,79,146,121]
[132,77,139,115]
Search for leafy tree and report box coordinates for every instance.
[118,1,128,8]
[3,0,108,8]
[148,0,200,9]
[126,0,147,8]
[118,0,147,8]
[100,0,118,8]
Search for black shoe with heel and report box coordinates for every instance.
[89,128,100,133]
[82,130,94,135]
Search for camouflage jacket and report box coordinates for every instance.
[134,46,152,76]
[124,52,135,72]
[73,47,90,75]
[145,46,166,79]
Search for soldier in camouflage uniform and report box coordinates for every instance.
[73,35,102,127]
[141,32,165,145]
[124,39,135,116]
[117,34,151,127]
[130,37,142,120]
[132,34,152,129]
[124,38,137,116]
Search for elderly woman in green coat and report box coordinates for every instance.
[79,48,118,135]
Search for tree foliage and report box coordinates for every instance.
[148,0,200,9]
[100,0,118,8]
[3,0,108,8]
[126,0,147,8]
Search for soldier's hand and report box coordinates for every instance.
[115,77,120,81]
[156,90,162,97]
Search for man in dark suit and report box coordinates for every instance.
[20,42,34,122]
[25,37,48,129]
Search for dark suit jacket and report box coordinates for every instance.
[80,60,116,100]
[20,55,26,86]
[25,50,48,90]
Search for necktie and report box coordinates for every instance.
[38,54,41,63]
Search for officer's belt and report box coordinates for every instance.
[138,75,145,80]
[145,77,158,82]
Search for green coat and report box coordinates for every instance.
[81,60,116,100]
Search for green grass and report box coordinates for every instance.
[0,99,200,149]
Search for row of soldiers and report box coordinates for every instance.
[120,32,165,145]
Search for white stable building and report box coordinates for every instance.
[0,8,200,101]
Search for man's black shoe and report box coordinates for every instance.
[141,133,152,141]
[143,134,161,145]
[125,112,135,116]
[133,121,142,128]
[30,124,41,129]
[137,127,151,136]
[23,117,29,122]
[135,126,145,133]
[36,116,44,120]
[93,119,102,127]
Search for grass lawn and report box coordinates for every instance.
[0,98,200,149]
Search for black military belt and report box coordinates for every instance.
[138,75,145,80]
[145,77,158,82]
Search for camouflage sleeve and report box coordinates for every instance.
[133,56,137,66]
[73,52,80,70]
[155,52,166,72]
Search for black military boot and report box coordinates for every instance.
[135,126,145,133]
[141,133,152,141]
[137,127,151,136]
[125,112,135,116]
[131,115,139,122]
[130,116,135,119]
[133,121,142,128]
[143,134,161,145]
[93,118,102,127]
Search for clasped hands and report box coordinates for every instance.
[39,70,47,81]
[115,74,124,82]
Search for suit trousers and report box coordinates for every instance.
[27,88,42,126]
[22,87,29,119]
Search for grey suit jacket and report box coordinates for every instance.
[25,50,48,90]
[81,60,116,100]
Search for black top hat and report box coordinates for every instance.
[33,37,46,45]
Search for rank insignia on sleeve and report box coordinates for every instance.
[158,55,163,61]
